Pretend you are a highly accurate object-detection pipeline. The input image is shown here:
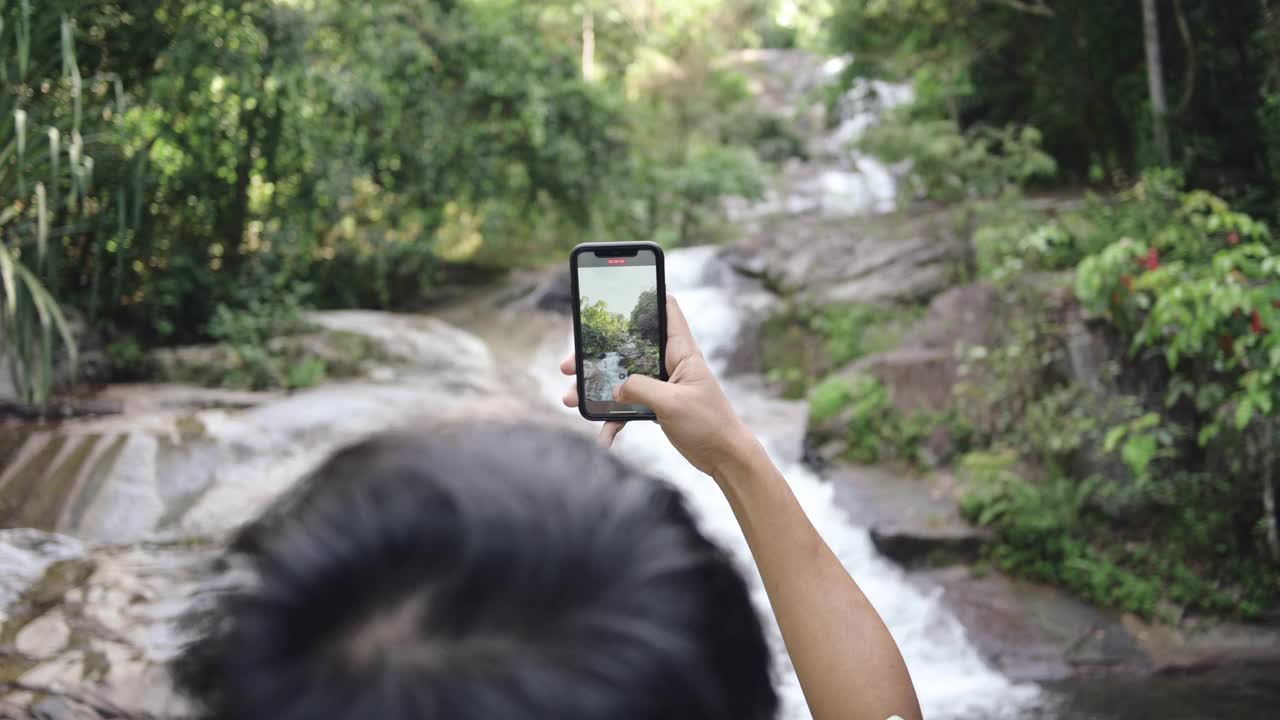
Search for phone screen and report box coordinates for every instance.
[577,247,663,417]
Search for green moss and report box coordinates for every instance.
[809,377,854,422]
[0,558,96,646]
[763,301,922,399]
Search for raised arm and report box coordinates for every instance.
[560,295,922,720]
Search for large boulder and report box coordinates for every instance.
[813,282,1000,419]
[919,566,1152,680]
[909,281,1001,351]
[724,207,969,307]
[0,312,515,545]
[917,565,1280,682]
[848,347,956,415]
[829,465,990,567]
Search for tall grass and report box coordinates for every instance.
[0,1,136,407]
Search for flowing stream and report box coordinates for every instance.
[584,352,627,401]
[535,246,1040,720]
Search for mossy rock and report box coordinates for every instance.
[147,328,398,391]
[0,558,96,647]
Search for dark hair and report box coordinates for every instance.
[174,425,778,720]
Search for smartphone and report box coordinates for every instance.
[570,242,667,421]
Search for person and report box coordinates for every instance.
[174,295,922,720]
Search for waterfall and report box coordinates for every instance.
[537,246,1040,719]
[584,351,628,401]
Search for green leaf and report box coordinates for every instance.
[1197,424,1220,447]
[1103,425,1127,452]
[1235,398,1255,430]
[0,245,17,318]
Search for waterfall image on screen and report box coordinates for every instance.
[578,255,661,406]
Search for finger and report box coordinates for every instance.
[597,421,625,448]
[614,374,671,411]
[665,294,693,342]
[562,385,578,408]
[560,353,576,376]
[664,294,701,371]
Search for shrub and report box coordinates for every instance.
[858,117,1056,204]
[204,276,313,391]
[764,302,920,398]
[1075,176,1279,555]
[1,7,134,406]
[808,373,941,465]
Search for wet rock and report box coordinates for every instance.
[808,279,998,420]
[829,465,989,567]
[148,321,403,389]
[14,610,70,658]
[915,566,1280,682]
[847,347,956,414]
[918,424,955,469]
[0,537,219,717]
[917,566,1151,681]
[0,311,511,544]
[1122,614,1280,673]
[821,282,1000,418]
[722,289,780,377]
[505,266,573,315]
[910,282,1000,351]
[147,344,241,387]
[617,339,660,377]
[726,208,968,307]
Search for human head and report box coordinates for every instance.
[174,425,778,720]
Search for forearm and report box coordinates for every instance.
[713,434,922,720]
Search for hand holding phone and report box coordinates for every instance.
[561,291,754,476]
[571,242,667,421]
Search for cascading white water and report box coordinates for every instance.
[584,351,628,401]
[537,246,1040,720]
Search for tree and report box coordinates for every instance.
[1142,0,1172,165]
[629,287,661,343]
[580,297,628,356]
[829,0,1274,199]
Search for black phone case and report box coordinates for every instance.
[570,241,668,422]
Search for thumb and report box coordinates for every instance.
[614,374,670,411]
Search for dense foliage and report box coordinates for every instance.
[629,287,661,342]
[829,0,1279,211]
[579,298,629,358]
[1,0,802,401]
[954,179,1278,620]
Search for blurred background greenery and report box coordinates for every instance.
[0,0,1278,626]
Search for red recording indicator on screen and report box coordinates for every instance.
[607,258,627,265]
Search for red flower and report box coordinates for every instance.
[1252,310,1266,335]
[1219,334,1235,354]
[1121,274,1135,291]
[1228,231,1240,246]
[1144,247,1160,271]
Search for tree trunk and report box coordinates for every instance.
[1142,0,1172,165]
[1264,422,1279,562]
[582,11,597,83]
